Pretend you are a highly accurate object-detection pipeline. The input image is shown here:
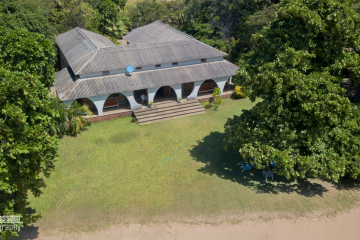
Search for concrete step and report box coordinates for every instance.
[137,108,205,123]
[133,100,205,125]
[140,111,205,125]
[135,104,203,119]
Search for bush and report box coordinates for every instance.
[205,103,212,109]
[131,118,138,123]
[232,85,247,99]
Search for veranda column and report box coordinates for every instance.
[122,91,142,110]
[62,99,75,107]
[88,95,109,116]
[187,80,205,100]
[170,84,182,101]
[147,87,159,106]
[214,77,230,95]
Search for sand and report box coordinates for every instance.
[17,206,360,240]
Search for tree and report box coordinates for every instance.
[50,0,96,33]
[183,0,278,41]
[211,87,223,111]
[224,0,360,183]
[0,0,55,38]
[49,97,92,137]
[102,15,130,39]
[181,0,228,52]
[0,27,60,239]
[227,4,277,62]
[0,28,57,88]
[96,0,129,38]
[128,0,167,27]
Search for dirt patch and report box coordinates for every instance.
[17,206,360,240]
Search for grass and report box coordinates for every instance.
[28,98,360,232]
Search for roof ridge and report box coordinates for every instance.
[76,48,100,75]
[130,21,227,56]
[79,59,230,81]
[153,21,194,40]
[75,27,99,50]
[98,39,195,50]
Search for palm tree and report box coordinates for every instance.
[49,97,92,136]
[66,101,92,135]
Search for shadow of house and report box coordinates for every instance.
[189,131,328,197]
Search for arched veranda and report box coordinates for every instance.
[102,93,131,116]
[197,79,219,100]
[153,86,178,104]
[72,98,98,116]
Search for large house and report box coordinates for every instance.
[54,21,239,122]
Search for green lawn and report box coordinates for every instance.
[28,98,360,232]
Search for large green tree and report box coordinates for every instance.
[0,28,57,88]
[0,28,59,239]
[225,0,360,183]
[50,0,96,33]
[96,0,129,39]
[0,0,55,38]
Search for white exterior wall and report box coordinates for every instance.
[62,99,76,106]
[214,77,230,95]
[77,57,224,79]
[187,80,205,100]
[122,91,142,110]
[147,87,158,106]
[206,57,224,63]
[79,72,103,79]
[187,76,231,100]
[88,95,109,116]
[110,69,126,75]
[170,84,182,101]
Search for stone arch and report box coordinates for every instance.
[148,85,181,105]
[182,82,194,99]
[187,77,230,100]
[70,98,98,115]
[103,92,131,113]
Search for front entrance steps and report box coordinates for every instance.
[133,100,205,125]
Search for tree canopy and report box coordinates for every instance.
[0,0,55,38]
[225,0,360,183]
[0,27,60,239]
[0,28,57,88]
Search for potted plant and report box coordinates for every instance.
[149,101,154,108]
[178,98,182,103]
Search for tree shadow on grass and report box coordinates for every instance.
[14,208,39,240]
[15,225,39,240]
[189,131,329,197]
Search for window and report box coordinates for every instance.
[172,62,178,66]
[102,71,110,76]
[136,67,142,70]
[156,64,161,68]
[201,58,207,63]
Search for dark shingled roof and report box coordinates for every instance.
[56,28,116,75]
[123,21,193,43]
[79,39,226,74]
[55,60,239,101]
[54,67,77,100]
[57,23,227,75]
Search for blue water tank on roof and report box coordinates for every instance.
[126,65,134,73]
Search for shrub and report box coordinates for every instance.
[233,85,247,99]
[205,103,212,109]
